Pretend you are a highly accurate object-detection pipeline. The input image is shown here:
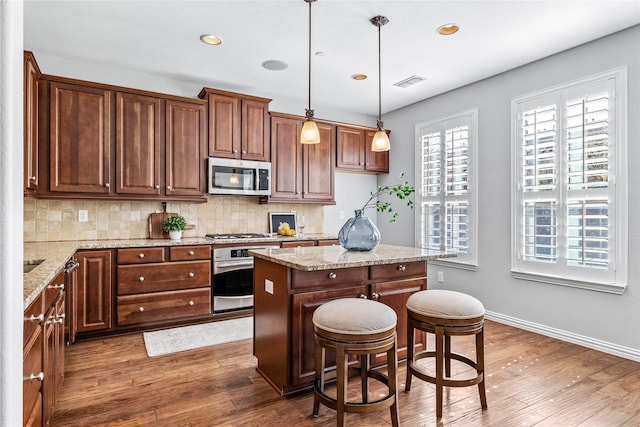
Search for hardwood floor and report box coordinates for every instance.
[50,320,640,427]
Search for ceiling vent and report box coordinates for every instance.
[393,75,426,88]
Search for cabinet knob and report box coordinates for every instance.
[242,150,246,154]
[188,301,194,306]
[328,272,337,279]
[138,253,145,258]
[358,294,368,299]
[48,283,64,290]
[27,372,44,382]
[371,292,380,301]
[188,250,194,256]
[398,264,406,271]
[25,314,44,323]
[138,307,145,312]
[167,185,172,190]
[155,184,160,189]
[188,272,195,278]
[30,176,36,180]
[55,317,64,324]
[139,276,145,282]
[233,150,238,153]
[105,182,110,188]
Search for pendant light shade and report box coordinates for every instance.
[301,0,320,144]
[371,15,390,152]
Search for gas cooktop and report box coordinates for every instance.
[205,233,274,240]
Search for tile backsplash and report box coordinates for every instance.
[23,196,324,242]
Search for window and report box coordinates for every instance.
[415,109,478,267]
[511,68,627,293]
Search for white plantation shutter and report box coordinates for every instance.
[416,109,477,266]
[512,69,627,292]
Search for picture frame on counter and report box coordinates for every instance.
[269,212,297,234]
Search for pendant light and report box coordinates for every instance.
[370,15,390,152]
[301,0,321,144]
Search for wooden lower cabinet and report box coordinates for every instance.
[117,288,211,326]
[23,304,43,427]
[75,250,113,335]
[254,258,427,395]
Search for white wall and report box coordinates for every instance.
[0,0,24,424]
[380,25,640,360]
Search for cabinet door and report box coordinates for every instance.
[54,293,66,398]
[115,92,161,195]
[336,126,365,170]
[207,93,240,158]
[241,99,270,161]
[23,325,43,427]
[365,129,390,173]
[270,115,302,200]
[166,99,206,196]
[42,304,56,425]
[49,82,111,193]
[24,52,40,192]
[370,278,426,365]
[303,122,335,201]
[75,250,113,333]
[291,286,367,386]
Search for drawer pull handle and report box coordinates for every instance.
[25,314,44,322]
[358,294,368,299]
[139,277,145,282]
[188,251,194,256]
[55,318,64,324]
[138,307,145,312]
[398,264,406,271]
[28,372,44,382]
[188,272,195,278]
[371,292,380,301]
[138,253,145,258]
[328,272,337,279]
[188,301,194,306]
[48,283,64,290]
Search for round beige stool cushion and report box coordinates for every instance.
[313,298,397,335]
[407,289,485,319]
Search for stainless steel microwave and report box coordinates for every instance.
[207,157,271,196]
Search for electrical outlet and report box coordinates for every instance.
[339,210,344,220]
[78,210,88,222]
[437,271,444,283]
[265,279,274,295]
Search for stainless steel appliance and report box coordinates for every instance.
[207,157,271,196]
[212,243,279,313]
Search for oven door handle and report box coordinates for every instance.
[214,260,254,271]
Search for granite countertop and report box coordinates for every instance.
[23,233,338,309]
[249,244,455,271]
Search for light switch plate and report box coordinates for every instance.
[78,210,88,222]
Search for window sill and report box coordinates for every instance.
[511,270,627,294]
[428,258,478,272]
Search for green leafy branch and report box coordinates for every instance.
[360,173,415,222]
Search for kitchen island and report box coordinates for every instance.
[250,244,453,396]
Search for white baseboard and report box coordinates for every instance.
[485,310,640,363]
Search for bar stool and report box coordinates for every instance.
[312,298,400,427]
[405,289,487,419]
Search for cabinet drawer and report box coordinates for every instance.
[117,261,211,295]
[369,261,427,280]
[292,267,367,290]
[316,239,339,246]
[117,247,165,264]
[169,245,211,261]
[23,328,43,423]
[24,293,43,343]
[117,288,211,326]
[281,240,315,248]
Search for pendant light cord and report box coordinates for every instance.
[377,21,382,129]
[307,0,312,116]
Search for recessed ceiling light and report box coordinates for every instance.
[394,75,426,88]
[351,74,367,81]
[200,34,223,45]
[261,60,288,71]
[437,23,459,35]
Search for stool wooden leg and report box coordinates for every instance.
[336,344,347,427]
[388,335,400,427]
[360,354,370,403]
[404,319,414,392]
[313,342,324,417]
[435,326,444,419]
[445,335,452,377]
[476,328,488,410]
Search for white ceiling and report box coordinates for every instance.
[24,1,640,117]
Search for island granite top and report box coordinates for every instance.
[249,244,454,271]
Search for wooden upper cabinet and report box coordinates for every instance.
[49,81,112,193]
[303,122,335,201]
[165,99,206,196]
[336,126,365,170]
[115,92,161,195]
[199,87,271,161]
[24,51,40,193]
[270,114,302,200]
[365,129,389,173]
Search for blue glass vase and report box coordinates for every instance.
[338,209,381,251]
